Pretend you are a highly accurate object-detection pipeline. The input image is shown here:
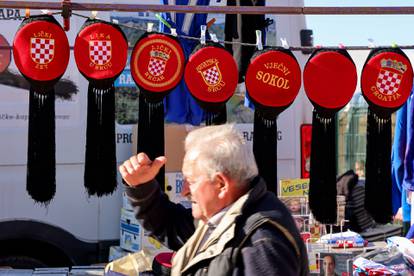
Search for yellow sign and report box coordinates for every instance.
[279,178,309,196]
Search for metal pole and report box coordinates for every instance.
[0,1,414,15]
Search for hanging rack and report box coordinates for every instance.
[1,1,414,51]
[0,1,414,15]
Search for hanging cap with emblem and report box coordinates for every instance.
[361,47,413,223]
[245,47,301,193]
[303,48,357,224]
[184,42,238,125]
[13,14,70,203]
[131,32,184,101]
[74,18,128,196]
[130,31,185,188]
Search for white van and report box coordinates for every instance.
[0,0,311,267]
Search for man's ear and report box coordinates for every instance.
[215,172,230,199]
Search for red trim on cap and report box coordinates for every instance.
[154,252,173,268]
[74,22,127,80]
[184,46,238,103]
[131,33,184,93]
[245,50,301,108]
[361,51,413,109]
[304,51,357,110]
[13,20,69,81]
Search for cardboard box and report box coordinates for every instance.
[141,229,171,260]
[131,123,257,173]
[108,246,130,262]
[132,124,193,172]
[165,124,194,172]
[122,189,133,211]
[165,172,191,208]
[69,265,106,275]
[120,208,141,252]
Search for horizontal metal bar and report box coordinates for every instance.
[303,6,414,15]
[0,1,414,15]
[3,45,414,51]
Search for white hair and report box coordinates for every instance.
[183,124,258,187]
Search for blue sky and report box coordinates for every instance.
[304,0,414,47]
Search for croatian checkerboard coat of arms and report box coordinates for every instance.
[198,60,222,86]
[148,49,169,77]
[30,37,55,65]
[89,40,111,66]
[375,59,405,96]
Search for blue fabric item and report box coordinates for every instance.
[406,222,414,239]
[244,90,255,109]
[391,99,407,216]
[404,92,414,192]
[159,0,209,125]
[402,188,411,223]
[392,84,414,223]
[403,91,414,222]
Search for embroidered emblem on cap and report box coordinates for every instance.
[30,37,54,66]
[375,59,407,96]
[89,40,112,66]
[148,49,169,77]
[131,35,183,92]
[196,58,225,91]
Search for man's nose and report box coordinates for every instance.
[181,180,190,197]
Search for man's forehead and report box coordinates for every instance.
[184,149,201,162]
[183,150,205,178]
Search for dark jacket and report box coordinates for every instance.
[126,176,309,276]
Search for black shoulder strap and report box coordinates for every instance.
[231,217,301,266]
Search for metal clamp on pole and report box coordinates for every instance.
[62,0,71,31]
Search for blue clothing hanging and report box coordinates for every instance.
[391,85,414,223]
[160,0,208,125]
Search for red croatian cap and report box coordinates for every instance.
[304,49,357,111]
[361,48,413,111]
[13,17,69,82]
[245,48,301,112]
[0,34,11,73]
[184,44,238,109]
[74,21,128,81]
[131,33,185,95]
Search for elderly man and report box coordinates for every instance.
[120,124,308,275]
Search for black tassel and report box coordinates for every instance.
[253,110,277,194]
[84,83,117,196]
[205,105,227,126]
[137,93,165,189]
[309,109,337,224]
[365,108,392,223]
[27,87,55,204]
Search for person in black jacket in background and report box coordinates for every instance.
[119,124,309,276]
